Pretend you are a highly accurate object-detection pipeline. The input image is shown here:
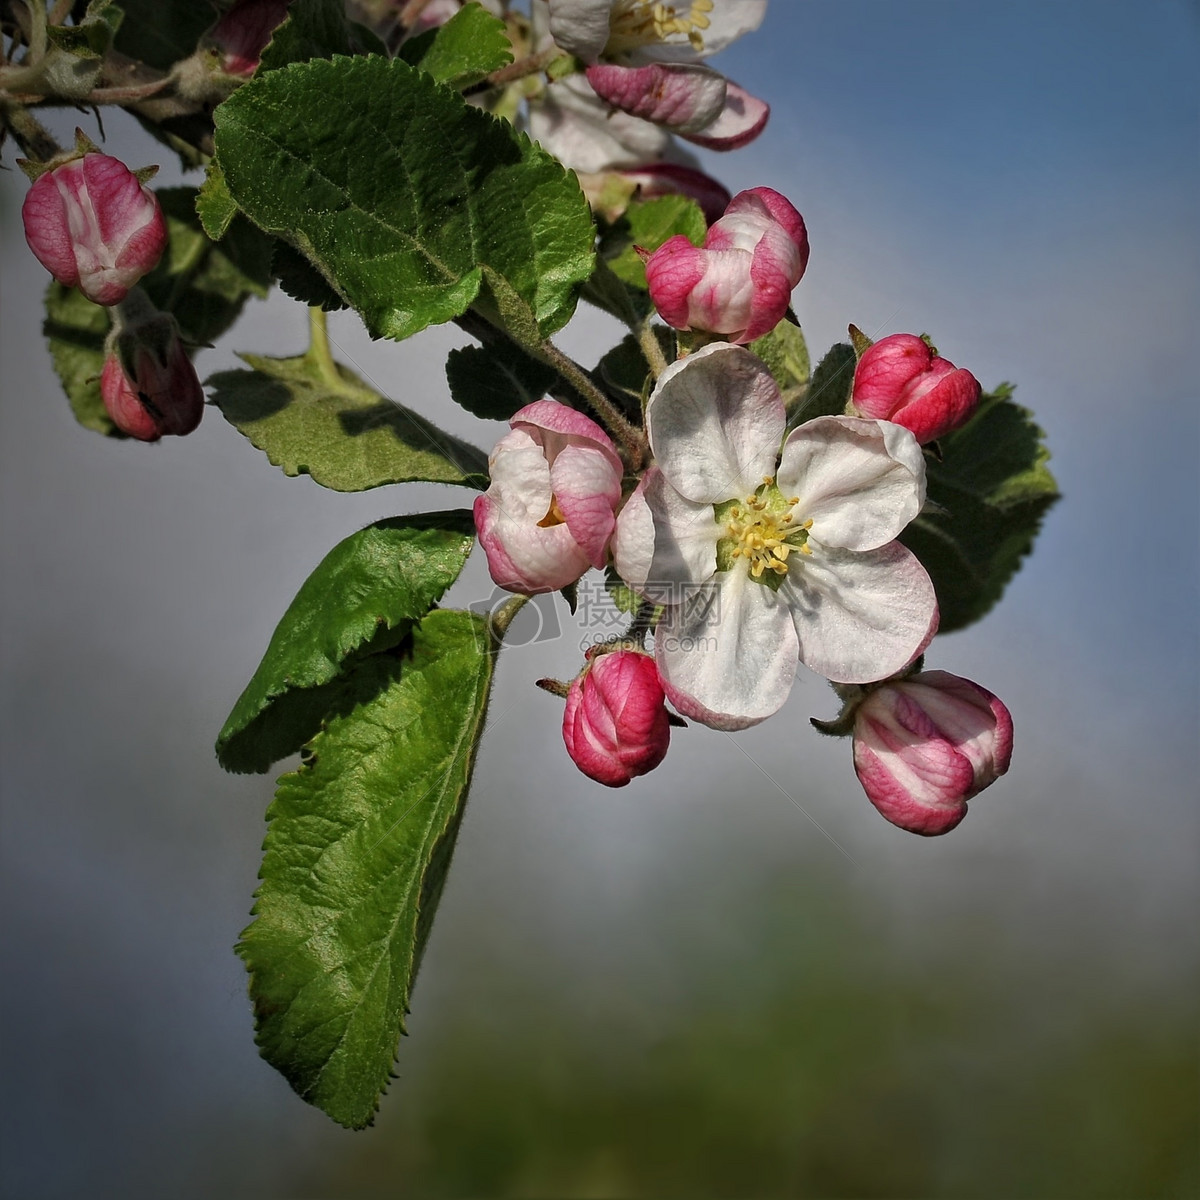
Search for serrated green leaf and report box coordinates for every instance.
[213,55,595,343]
[790,341,855,423]
[401,1,512,88]
[43,185,273,437]
[605,564,642,615]
[751,319,810,392]
[207,350,490,489]
[238,608,495,1129]
[445,341,557,422]
[900,388,1059,632]
[113,0,215,69]
[271,241,348,311]
[218,512,476,773]
[603,195,706,289]
[258,0,352,72]
[196,159,237,239]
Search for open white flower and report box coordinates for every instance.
[612,343,939,730]
[547,0,768,65]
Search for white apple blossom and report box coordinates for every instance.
[612,343,939,730]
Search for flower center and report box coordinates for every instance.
[537,495,567,527]
[720,477,812,582]
[607,0,714,55]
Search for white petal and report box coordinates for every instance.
[646,342,784,504]
[655,562,798,730]
[776,416,926,551]
[528,75,679,173]
[782,540,938,684]
[546,0,613,61]
[632,0,768,62]
[485,427,552,520]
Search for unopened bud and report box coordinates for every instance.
[210,0,294,76]
[851,334,982,444]
[22,152,167,306]
[852,670,1013,835]
[562,648,672,787]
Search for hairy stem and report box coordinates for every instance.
[488,594,530,645]
[306,307,341,385]
[1,100,60,160]
[637,321,669,379]
[487,47,555,87]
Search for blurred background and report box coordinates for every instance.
[1,1,1197,1196]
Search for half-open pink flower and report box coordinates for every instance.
[210,0,294,76]
[645,187,808,344]
[563,648,672,786]
[475,401,624,594]
[851,333,982,444]
[101,307,204,441]
[22,153,167,306]
[852,670,1014,835]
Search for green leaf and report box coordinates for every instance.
[400,1,512,88]
[217,512,476,773]
[238,608,495,1129]
[445,341,557,422]
[113,0,215,69]
[196,160,237,240]
[271,241,348,312]
[750,319,810,392]
[602,195,706,289]
[207,349,490,490]
[258,0,353,72]
[900,387,1059,632]
[594,327,674,422]
[213,55,595,343]
[43,186,273,437]
[790,341,855,423]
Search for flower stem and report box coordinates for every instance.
[489,594,530,645]
[306,307,341,386]
[1,102,61,161]
[637,321,669,379]
[487,48,556,87]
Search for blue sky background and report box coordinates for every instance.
[1,3,1197,1196]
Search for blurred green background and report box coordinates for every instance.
[1,2,1197,1197]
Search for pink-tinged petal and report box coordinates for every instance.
[474,492,593,593]
[743,227,799,342]
[899,671,1014,785]
[551,444,623,568]
[782,540,938,684]
[101,354,160,441]
[655,562,797,730]
[618,163,731,224]
[547,0,613,62]
[646,342,785,504]
[853,735,972,836]
[735,186,809,251]
[102,311,203,440]
[680,82,769,149]
[21,173,79,286]
[892,368,982,444]
[511,397,615,449]
[776,416,926,551]
[613,467,720,601]
[585,62,727,134]
[211,0,294,75]
[644,234,710,329]
[563,650,671,787]
[529,74,677,174]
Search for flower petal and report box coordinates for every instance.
[613,467,720,602]
[547,0,614,62]
[776,416,926,551]
[617,162,731,224]
[630,0,768,62]
[646,342,784,504]
[782,540,938,683]
[552,443,622,568]
[679,81,769,150]
[655,562,798,730]
[585,63,727,134]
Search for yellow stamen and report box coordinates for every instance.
[537,495,567,528]
[607,0,716,55]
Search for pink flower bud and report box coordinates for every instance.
[644,186,808,344]
[563,649,671,787]
[585,63,728,135]
[101,310,204,441]
[474,401,624,594]
[210,0,293,76]
[617,163,731,225]
[22,153,167,307]
[852,670,1014,836]
[851,334,982,444]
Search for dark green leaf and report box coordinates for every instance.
[113,0,215,69]
[217,512,476,773]
[445,341,557,422]
[594,328,674,422]
[258,0,353,72]
[213,55,595,342]
[238,608,495,1129]
[790,341,855,423]
[207,349,490,489]
[271,241,348,311]
[43,185,273,437]
[401,1,512,88]
[750,319,810,392]
[900,387,1059,632]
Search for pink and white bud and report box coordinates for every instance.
[676,81,769,150]
[22,153,167,307]
[101,310,204,441]
[644,186,809,344]
[563,648,671,787]
[585,62,728,135]
[617,162,731,224]
[852,670,1014,836]
[851,334,982,444]
[210,0,293,76]
[474,400,624,594]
